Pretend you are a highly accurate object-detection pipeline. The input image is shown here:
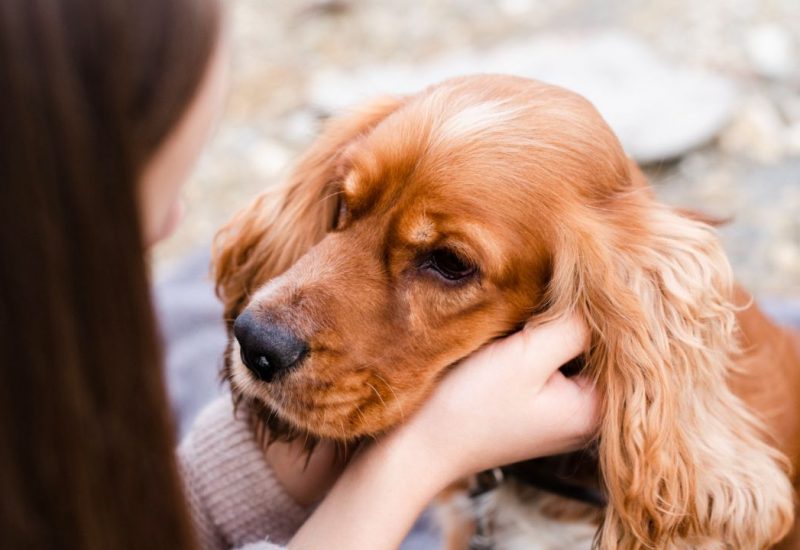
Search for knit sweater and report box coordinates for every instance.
[178,397,311,550]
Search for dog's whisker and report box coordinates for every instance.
[317,188,343,206]
[372,372,404,423]
[364,382,387,410]
[352,401,374,439]
[352,400,366,421]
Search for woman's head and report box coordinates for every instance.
[0,0,222,548]
[139,19,229,246]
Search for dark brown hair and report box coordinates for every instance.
[0,0,220,548]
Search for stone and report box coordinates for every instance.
[745,23,795,80]
[719,95,788,163]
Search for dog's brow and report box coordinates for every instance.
[405,215,437,246]
[343,172,359,196]
[440,221,507,273]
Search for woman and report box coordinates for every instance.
[0,1,597,549]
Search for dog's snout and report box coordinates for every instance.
[233,310,308,382]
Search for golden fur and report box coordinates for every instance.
[213,75,800,548]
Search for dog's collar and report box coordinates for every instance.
[469,464,607,507]
[468,469,504,550]
[500,463,607,507]
[467,462,607,550]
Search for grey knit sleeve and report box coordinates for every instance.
[178,397,310,550]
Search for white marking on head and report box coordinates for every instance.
[434,100,521,144]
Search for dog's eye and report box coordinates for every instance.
[423,249,476,281]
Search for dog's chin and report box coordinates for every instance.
[235,389,329,452]
[235,390,393,450]
[228,359,401,447]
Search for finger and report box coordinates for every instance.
[569,373,595,390]
[525,314,589,362]
[488,314,589,379]
[541,371,600,436]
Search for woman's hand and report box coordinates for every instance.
[396,314,598,481]
[289,315,599,549]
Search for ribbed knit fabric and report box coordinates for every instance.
[178,397,311,550]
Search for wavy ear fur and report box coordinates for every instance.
[212,97,404,323]
[548,185,794,548]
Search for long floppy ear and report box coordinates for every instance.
[548,171,794,547]
[212,97,404,323]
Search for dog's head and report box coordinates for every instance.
[216,75,628,439]
[213,75,793,548]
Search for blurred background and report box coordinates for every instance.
[154,0,800,299]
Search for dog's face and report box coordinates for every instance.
[224,76,626,440]
[230,145,551,439]
[215,75,794,547]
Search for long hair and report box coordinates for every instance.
[0,0,220,548]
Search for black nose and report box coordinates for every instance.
[233,310,309,382]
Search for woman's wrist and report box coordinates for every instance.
[288,427,450,549]
[371,424,456,499]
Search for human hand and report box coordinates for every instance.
[393,314,599,484]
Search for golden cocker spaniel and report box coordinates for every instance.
[213,75,800,549]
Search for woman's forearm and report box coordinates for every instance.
[288,429,446,550]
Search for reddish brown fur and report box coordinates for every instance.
[213,75,800,548]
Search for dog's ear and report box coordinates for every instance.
[548,174,794,547]
[212,96,404,323]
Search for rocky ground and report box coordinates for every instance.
[154,0,800,299]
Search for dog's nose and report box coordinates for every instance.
[233,310,308,382]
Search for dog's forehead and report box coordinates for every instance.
[342,98,530,209]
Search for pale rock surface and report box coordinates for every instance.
[309,31,738,164]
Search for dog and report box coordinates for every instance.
[212,75,800,549]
